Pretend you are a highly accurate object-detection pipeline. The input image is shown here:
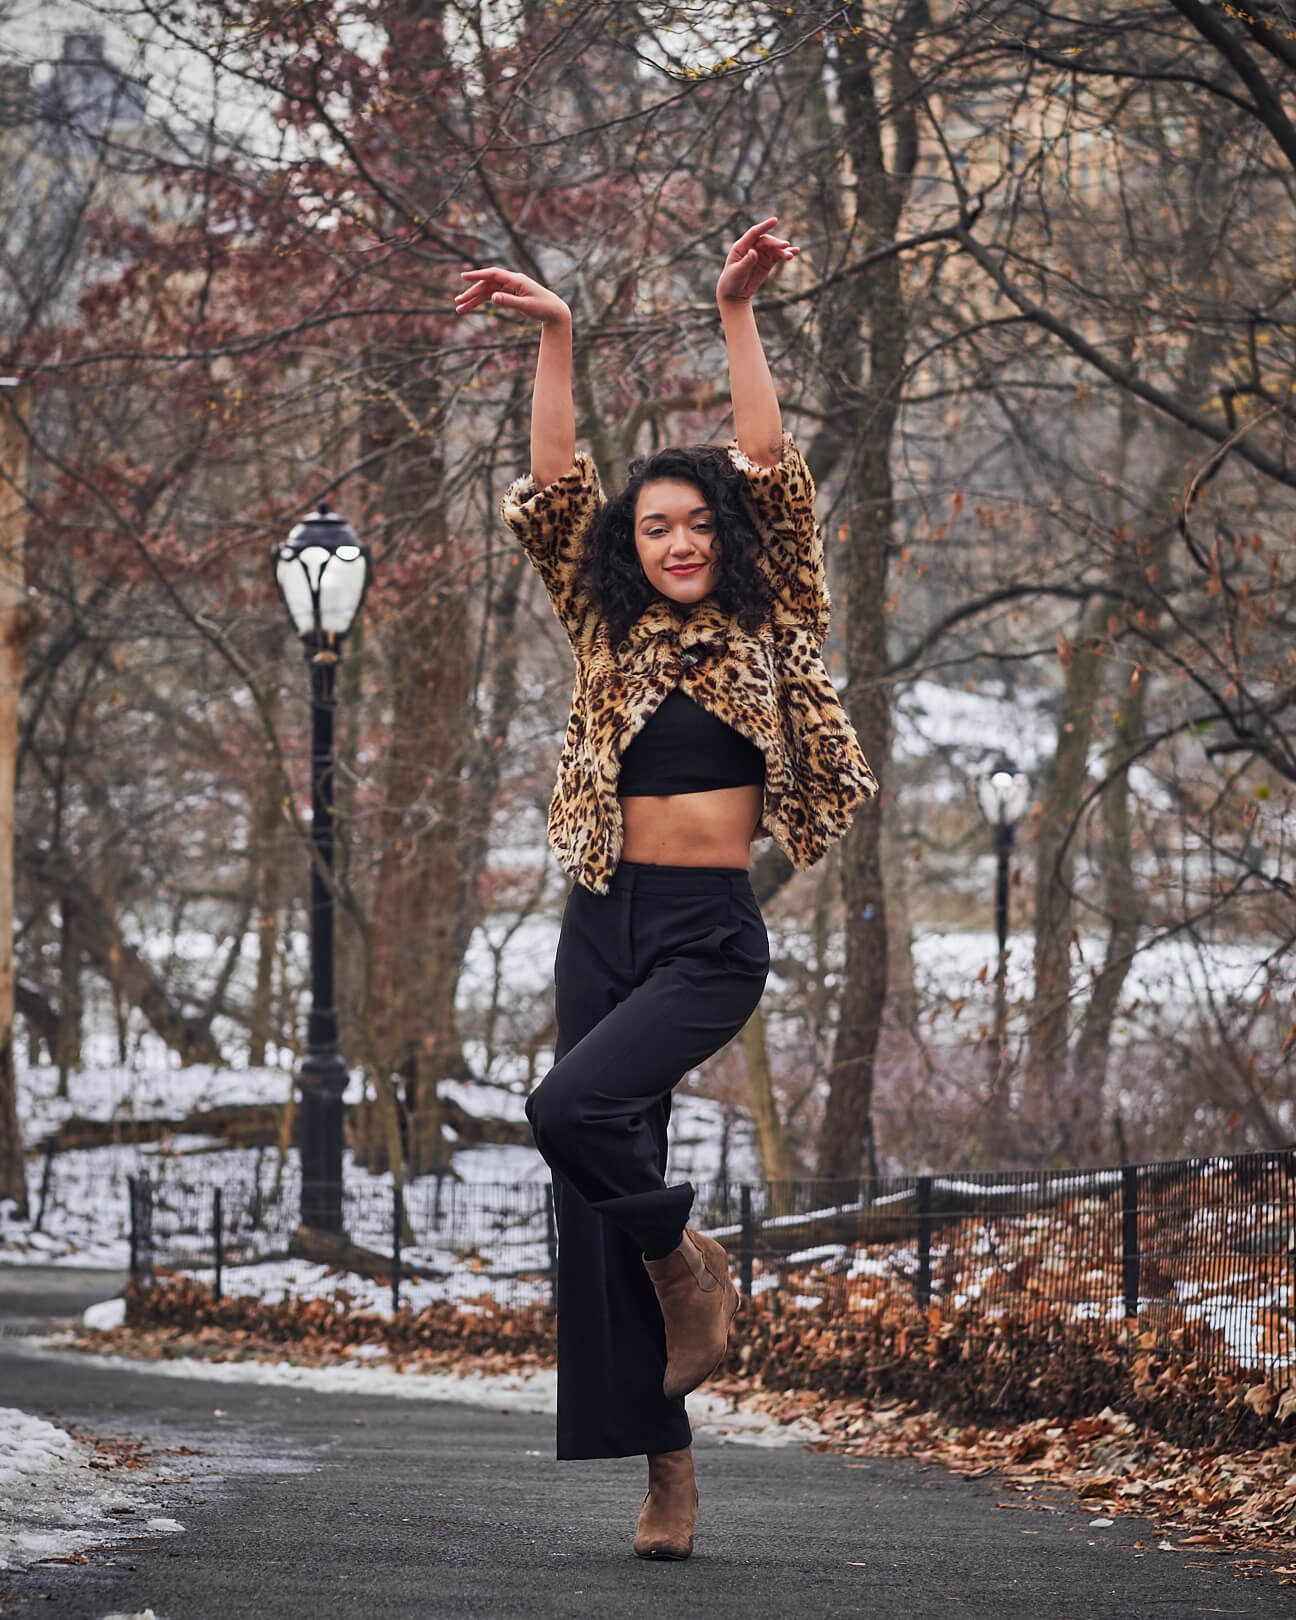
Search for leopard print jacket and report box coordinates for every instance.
[502,433,878,896]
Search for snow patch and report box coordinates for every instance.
[83,1297,127,1331]
[0,1406,183,1572]
[893,679,1052,770]
[0,1408,80,1489]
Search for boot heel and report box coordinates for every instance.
[634,1448,697,1560]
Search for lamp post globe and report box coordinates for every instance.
[273,502,372,652]
[272,501,371,1241]
[976,759,1031,832]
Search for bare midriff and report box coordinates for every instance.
[617,784,764,869]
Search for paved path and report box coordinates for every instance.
[0,1270,1291,1619]
[0,1267,127,1332]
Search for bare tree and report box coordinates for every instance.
[0,383,31,1213]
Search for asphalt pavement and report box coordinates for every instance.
[0,1268,1291,1619]
[0,1268,128,1334]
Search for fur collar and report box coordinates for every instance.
[623,594,736,655]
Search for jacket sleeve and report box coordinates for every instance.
[728,433,830,647]
[501,452,603,643]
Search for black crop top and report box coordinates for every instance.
[618,688,766,796]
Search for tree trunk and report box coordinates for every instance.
[821,732,888,1183]
[1031,336,1210,1162]
[364,380,474,1179]
[1068,660,1146,1151]
[816,8,924,1180]
[741,1004,796,1184]
[334,614,365,1049]
[1062,178,1219,1159]
[249,685,282,1067]
[24,854,221,1064]
[369,570,470,1175]
[1068,465,1182,1155]
[15,980,57,1060]
[0,386,31,1215]
[54,898,81,1097]
[1025,349,1135,1152]
[1024,610,1104,1156]
[883,791,918,1031]
[449,465,524,1012]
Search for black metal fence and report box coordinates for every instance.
[118,1147,1296,1386]
[125,1168,558,1314]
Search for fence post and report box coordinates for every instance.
[392,1181,403,1315]
[249,1148,264,1232]
[916,1175,933,1309]
[1121,1163,1140,1319]
[545,1183,558,1315]
[212,1187,223,1304]
[33,1138,55,1234]
[128,1171,154,1285]
[739,1185,756,1300]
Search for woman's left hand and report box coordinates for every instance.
[716,216,798,304]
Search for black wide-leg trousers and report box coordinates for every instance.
[525,859,770,1460]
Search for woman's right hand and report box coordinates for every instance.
[455,267,571,326]
[459,267,575,488]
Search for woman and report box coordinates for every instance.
[455,219,876,1560]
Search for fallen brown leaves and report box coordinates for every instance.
[63,1315,554,1381]
[61,1273,556,1378]
[724,1291,1291,1452]
[83,1433,152,1473]
[115,1272,556,1366]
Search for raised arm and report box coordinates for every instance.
[457,265,598,644]
[715,216,797,468]
[715,220,829,642]
[455,266,575,487]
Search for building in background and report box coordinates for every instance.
[34,30,147,154]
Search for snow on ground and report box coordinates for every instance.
[192,1254,554,1317]
[19,1059,347,1150]
[893,679,1053,782]
[33,1337,826,1451]
[2,1078,754,1279]
[0,1406,186,1572]
[441,1077,530,1125]
[903,928,1278,1057]
[84,1298,127,1331]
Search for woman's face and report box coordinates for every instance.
[633,479,719,604]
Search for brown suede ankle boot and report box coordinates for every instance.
[643,1228,740,1401]
[633,1446,698,1560]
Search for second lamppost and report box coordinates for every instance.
[976,757,1031,1102]
[273,503,371,1238]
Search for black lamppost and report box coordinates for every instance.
[976,757,1030,1102]
[272,503,371,1237]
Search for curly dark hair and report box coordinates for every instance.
[580,445,772,647]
